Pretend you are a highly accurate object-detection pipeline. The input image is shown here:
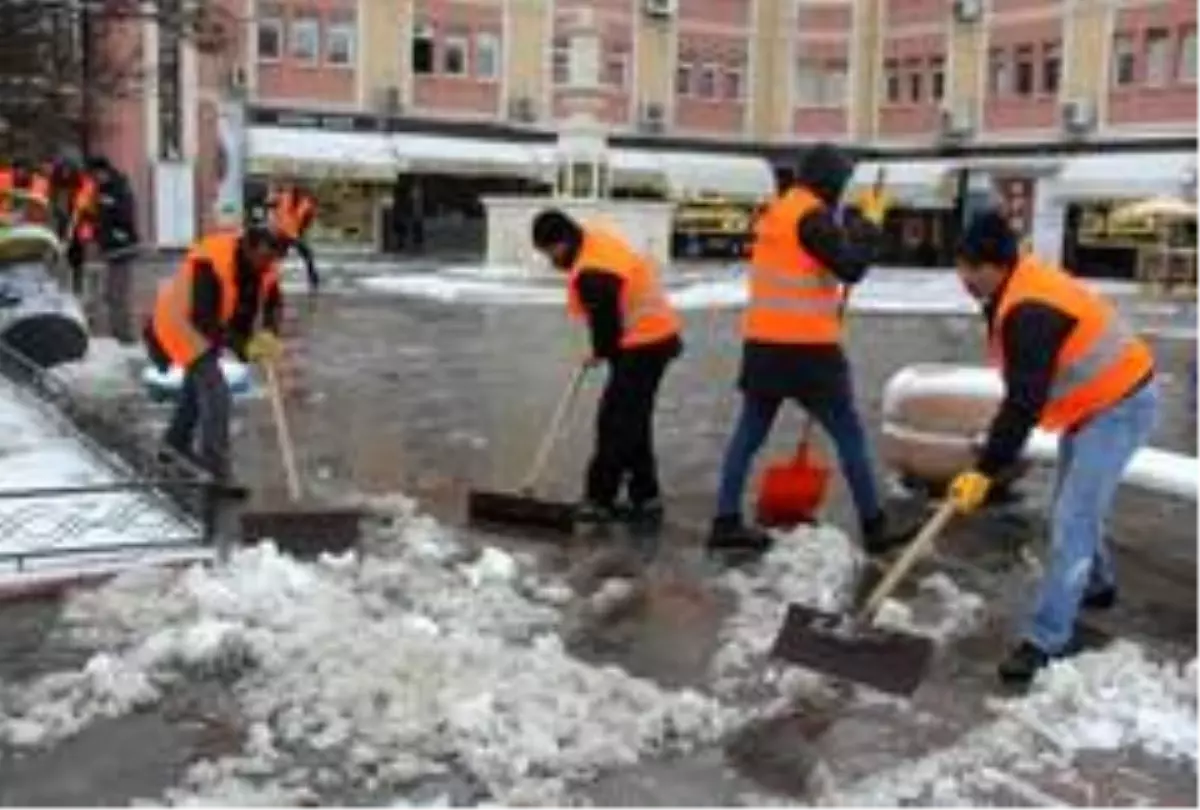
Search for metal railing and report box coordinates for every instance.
[0,339,242,572]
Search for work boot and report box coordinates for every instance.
[621,497,664,527]
[997,640,1050,687]
[861,512,911,558]
[575,500,616,527]
[707,514,774,556]
[1081,585,1118,611]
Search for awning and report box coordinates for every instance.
[1051,152,1198,202]
[248,125,775,199]
[248,127,549,180]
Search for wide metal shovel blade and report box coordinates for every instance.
[768,602,935,696]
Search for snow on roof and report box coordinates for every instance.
[1052,151,1198,202]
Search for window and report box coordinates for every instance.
[1179,26,1197,83]
[724,63,744,100]
[796,59,822,105]
[552,35,570,84]
[603,48,628,88]
[443,32,468,75]
[325,17,356,66]
[257,11,282,61]
[1014,45,1034,95]
[675,60,692,95]
[930,55,945,101]
[906,58,923,102]
[412,21,435,74]
[1145,27,1171,85]
[288,14,319,63]
[884,58,901,102]
[475,32,500,80]
[988,48,1010,95]
[1042,41,1060,95]
[698,63,717,98]
[1112,33,1136,86]
[823,60,847,105]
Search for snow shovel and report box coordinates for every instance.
[768,499,958,696]
[241,358,362,557]
[466,363,589,532]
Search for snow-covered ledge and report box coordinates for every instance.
[481,197,675,273]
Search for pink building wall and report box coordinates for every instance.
[1107,0,1197,127]
[552,0,633,126]
[878,31,946,139]
[674,0,750,135]
[983,16,1063,133]
[411,0,502,117]
[255,0,357,106]
[884,0,951,28]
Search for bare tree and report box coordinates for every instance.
[0,0,234,160]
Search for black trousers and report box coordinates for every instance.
[292,238,319,289]
[163,352,232,479]
[585,340,679,507]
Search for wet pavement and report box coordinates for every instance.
[0,260,1196,805]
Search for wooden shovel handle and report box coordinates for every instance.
[857,499,958,621]
[264,359,303,501]
[518,363,589,493]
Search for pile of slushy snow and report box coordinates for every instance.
[826,641,1197,806]
[0,515,734,806]
[53,337,144,398]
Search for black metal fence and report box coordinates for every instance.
[0,339,238,574]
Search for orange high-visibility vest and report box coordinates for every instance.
[0,168,12,215]
[151,232,280,368]
[990,255,1155,432]
[71,175,98,241]
[565,227,681,350]
[271,187,315,240]
[744,186,843,345]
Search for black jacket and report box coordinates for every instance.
[93,169,139,253]
[739,145,883,403]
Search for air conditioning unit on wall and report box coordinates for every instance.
[639,102,666,133]
[643,0,676,20]
[939,103,974,140]
[1061,98,1097,136]
[953,0,983,23]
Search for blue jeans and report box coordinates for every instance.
[1026,380,1159,653]
[716,392,881,525]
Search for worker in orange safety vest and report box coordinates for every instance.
[144,206,286,483]
[270,184,321,291]
[531,208,683,527]
[709,143,907,559]
[949,210,1158,687]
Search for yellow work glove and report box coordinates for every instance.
[854,188,892,228]
[948,470,992,514]
[245,330,283,363]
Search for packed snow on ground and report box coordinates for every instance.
[824,641,1197,805]
[0,377,201,589]
[1,520,736,806]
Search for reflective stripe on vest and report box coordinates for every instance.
[744,186,843,345]
[566,227,681,349]
[991,256,1154,431]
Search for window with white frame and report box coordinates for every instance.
[988,48,1010,95]
[552,35,570,84]
[697,63,718,98]
[675,59,693,95]
[796,59,822,105]
[905,58,922,102]
[1014,45,1034,95]
[883,58,901,103]
[412,21,435,74]
[1145,27,1171,85]
[257,7,283,61]
[325,16,356,66]
[603,47,628,88]
[289,14,319,63]
[475,32,500,79]
[930,54,945,101]
[1042,41,1061,95]
[823,60,847,105]
[443,31,468,75]
[724,61,744,100]
[1179,26,1197,83]
[1112,33,1136,86]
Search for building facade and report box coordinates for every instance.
[92,0,1197,263]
